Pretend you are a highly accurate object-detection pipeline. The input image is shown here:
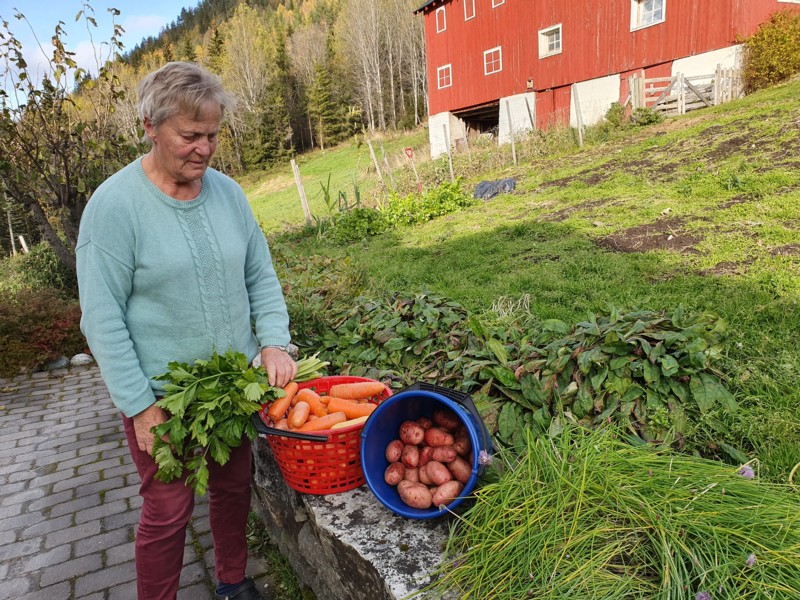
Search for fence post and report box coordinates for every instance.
[367,139,386,189]
[379,140,395,189]
[290,159,313,227]
[442,124,455,183]
[505,101,517,166]
[571,84,584,148]
[677,72,685,115]
[713,64,722,105]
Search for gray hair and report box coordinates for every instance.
[137,62,235,130]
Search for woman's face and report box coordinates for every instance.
[145,102,222,183]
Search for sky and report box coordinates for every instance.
[1,0,201,87]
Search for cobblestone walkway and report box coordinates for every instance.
[0,365,268,599]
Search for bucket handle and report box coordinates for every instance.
[250,412,329,442]
[399,382,493,456]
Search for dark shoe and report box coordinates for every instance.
[215,578,264,600]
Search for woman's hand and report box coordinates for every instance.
[132,404,169,454]
[260,347,298,388]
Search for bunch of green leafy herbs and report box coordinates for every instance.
[151,349,327,495]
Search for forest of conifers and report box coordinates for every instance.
[122,0,427,171]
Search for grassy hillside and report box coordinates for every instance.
[241,128,428,234]
[250,78,800,480]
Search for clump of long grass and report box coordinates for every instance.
[415,426,800,600]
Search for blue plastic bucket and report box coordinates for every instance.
[360,383,492,519]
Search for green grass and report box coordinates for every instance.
[240,128,428,234]
[418,426,800,600]
[255,77,800,482]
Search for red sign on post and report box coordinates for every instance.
[404,147,414,160]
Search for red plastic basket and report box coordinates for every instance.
[259,376,393,495]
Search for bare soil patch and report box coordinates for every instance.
[545,199,616,222]
[595,217,701,253]
[698,260,754,276]
[771,244,800,257]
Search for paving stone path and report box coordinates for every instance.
[0,365,268,599]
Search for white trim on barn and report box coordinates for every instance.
[570,74,620,128]
[498,93,536,146]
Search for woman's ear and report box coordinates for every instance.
[142,116,156,142]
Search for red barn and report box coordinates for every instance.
[414,0,800,156]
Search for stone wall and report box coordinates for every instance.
[251,437,451,600]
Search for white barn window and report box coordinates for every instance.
[436,6,447,33]
[484,46,503,75]
[539,25,563,58]
[437,64,452,89]
[631,0,666,30]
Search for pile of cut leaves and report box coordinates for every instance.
[281,260,740,458]
[492,306,740,458]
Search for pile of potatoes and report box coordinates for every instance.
[384,406,473,510]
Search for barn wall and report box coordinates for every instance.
[421,0,800,118]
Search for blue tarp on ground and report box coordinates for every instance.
[474,178,517,200]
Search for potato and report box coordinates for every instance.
[418,446,434,467]
[385,439,404,463]
[416,416,434,429]
[431,446,457,463]
[424,427,455,447]
[401,444,419,468]
[425,460,453,486]
[396,479,415,493]
[433,407,461,432]
[453,434,471,457]
[398,481,433,509]
[399,420,425,445]
[418,464,432,485]
[384,462,406,486]
[448,456,472,484]
[432,480,464,506]
[404,467,419,483]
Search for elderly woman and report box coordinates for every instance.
[76,62,293,600]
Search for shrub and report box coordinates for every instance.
[742,10,800,93]
[324,207,389,245]
[14,242,78,296]
[382,180,476,227]
[630,107,664,127]
[604,101,627,128]
[0,287,85,378]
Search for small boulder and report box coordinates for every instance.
[42,356,70,371]
[70,353,95,367]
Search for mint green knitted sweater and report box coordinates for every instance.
[76,158,290,417]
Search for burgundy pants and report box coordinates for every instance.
[123,415,253,600]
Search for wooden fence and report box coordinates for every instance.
[628,64,743,116]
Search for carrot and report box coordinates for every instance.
[297,411,347,431]
[267,382,298,421]
[326,397,377,420]
[288,401,311,429]
[330,415,369,430]
[273,418,289,430]
[296,388,328,417]
[328,381,386,400]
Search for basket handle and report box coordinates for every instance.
[250,413,329,442]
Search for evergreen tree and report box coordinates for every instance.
[181,36,196,61]
[307,63,339,149]
[205,22,225,73]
